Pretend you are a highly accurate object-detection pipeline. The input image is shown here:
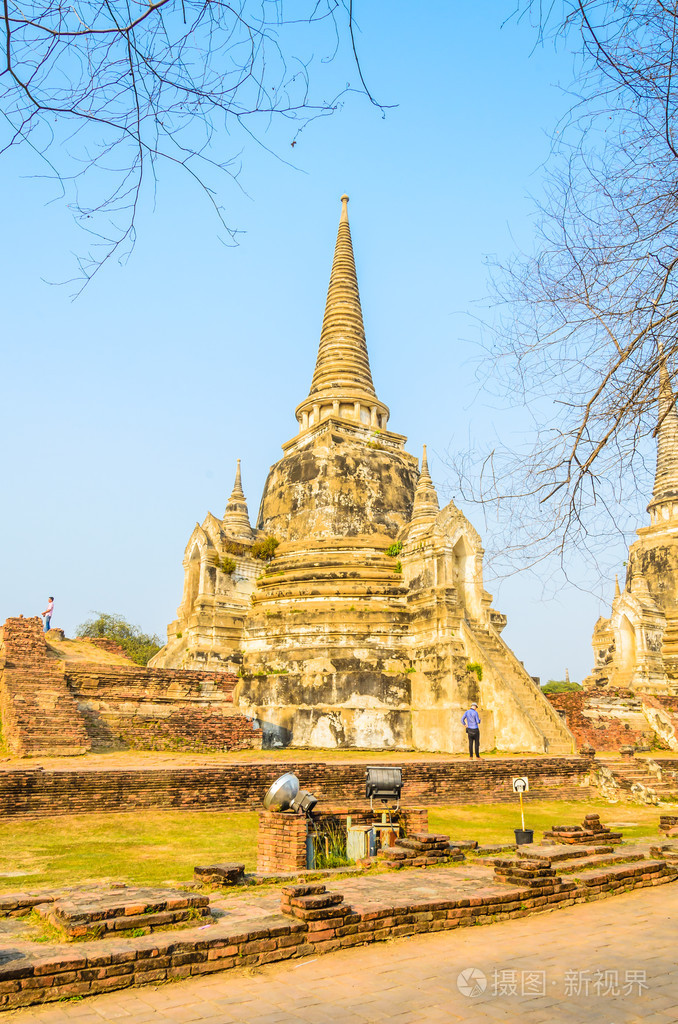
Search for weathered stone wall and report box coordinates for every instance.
[257,425,419,541]
[0,617,262,756]
[66,664,261,753]
[0,618,91,757]
[0,757,593,819]
[546,691,655,751]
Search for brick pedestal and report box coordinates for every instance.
[257,811,308,873]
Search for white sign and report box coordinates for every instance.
[512,776,529,793]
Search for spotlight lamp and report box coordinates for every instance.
[365,766,402,810]
[263,772,318,817]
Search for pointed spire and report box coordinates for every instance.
[614,574,621,599]
[309,194,375,397]
[222,459,254,540]
[648,346,678,520]
[295,195,389,433]
[231,459,245,500]
[408,445,440,538]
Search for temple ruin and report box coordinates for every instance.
[151,195,573,754]
[586,355,678,695]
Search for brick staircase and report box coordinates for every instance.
[464,621,575,755]
[0,617,91,756]
[596,756,678,802]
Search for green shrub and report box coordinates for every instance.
[314,819,351,869]
[541,680,582,695]
[394,560,402,573]
[219,556,237,575]
[466,661,483,682]
[251,536,280,561]
[386,541,403,557]
[76,613,162,666]
[223,540,249,557]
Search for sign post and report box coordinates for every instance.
[512,776,529,831]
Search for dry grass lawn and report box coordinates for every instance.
[0,796,667,894]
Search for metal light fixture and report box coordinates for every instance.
[263,772,318,817]
[291,790,318,815]
[263,772,299,811]
[365,766,402,810]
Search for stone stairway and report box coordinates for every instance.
[1,664,92,756]
[465,621,574,755]
[0,617,91,756]
[596,757,678,802]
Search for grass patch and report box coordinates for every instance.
[429,798,661,846]
[0,810,258,892]
[0,798,663,896]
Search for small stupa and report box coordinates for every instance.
[151,196,573,753]
[586,350,678,692]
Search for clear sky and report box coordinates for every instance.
[0,2,638,683]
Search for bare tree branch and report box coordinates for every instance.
[450,1,678,587]
[0,0,386,288]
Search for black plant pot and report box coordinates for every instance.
[514,829,534,845]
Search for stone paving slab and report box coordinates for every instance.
[526,843,615,860]
[34,888,211,939]
[323,863,498,912]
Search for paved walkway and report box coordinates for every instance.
[6,882,677,1024]
[0,750,552,771]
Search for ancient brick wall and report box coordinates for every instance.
[0,856,674,1010]
[75,638,132,659]
[66,664,261,753]
[0,616,262,756]
[0,618,91,757]
[0,756,593,819]
[546,691,653,751]
[1,616,51,668]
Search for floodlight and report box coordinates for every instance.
[365,766,402,810]
[291,790,318,816]
[263,772,299,811]
[263,773,318,817]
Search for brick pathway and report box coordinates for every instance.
[6,882,677,1024]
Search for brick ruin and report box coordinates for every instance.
[0,756,594,819]
[546,687,678,753]
[256,806,431,874]
[0,812,676,1011]
[0,617,261,757]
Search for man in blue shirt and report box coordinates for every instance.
[462,702,481,759]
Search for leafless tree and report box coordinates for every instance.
[452,1,678,587]
[1,0,378,286]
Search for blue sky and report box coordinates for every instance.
[0,2,633,682]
